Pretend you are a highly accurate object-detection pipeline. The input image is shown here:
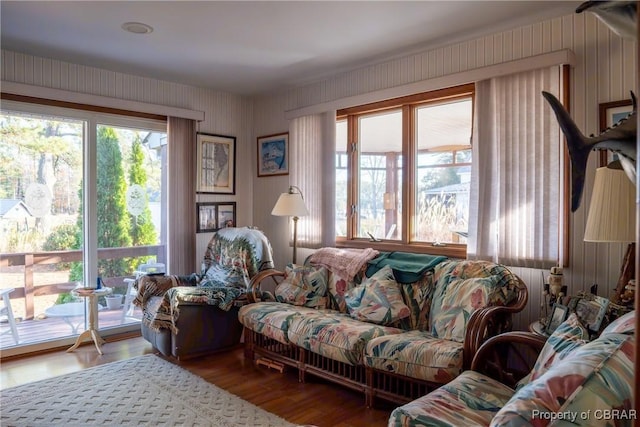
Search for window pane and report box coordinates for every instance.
[1,110,85,344]
[335,119,347,237]
[414,98,472,244]
[357,110,402,240]
[96,124,166,325]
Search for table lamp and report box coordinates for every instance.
[583,161,636,305]
[272,185,309,264]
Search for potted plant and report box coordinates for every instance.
[105,294,123,310]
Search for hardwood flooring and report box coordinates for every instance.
[0,336,394,427]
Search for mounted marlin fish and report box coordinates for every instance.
[542,90,637,212]
[541,0,638,212]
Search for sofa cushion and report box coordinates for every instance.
[601,309,635,335]
[389,371,514,427]
[274,264,328,309]
[364,330,464,383]
[325,272,358,313]
[519,313,588,387]
[287,312,402,365]
[398,272,435,331]
[238,302,333,344]
[345,265,410,326]
[491,333,635,427]
[431,275,502,342]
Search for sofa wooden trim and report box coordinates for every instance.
[244,264,529,407]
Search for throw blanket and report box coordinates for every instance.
[134,275,245,333]
[366,251,447,283]
[309,247,379,281]
[202,227,274,289]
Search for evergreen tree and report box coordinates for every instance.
[128,137,157,266]
[97,127,131,277]
[69,127,132,281]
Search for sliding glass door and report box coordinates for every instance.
[0,101,167,355]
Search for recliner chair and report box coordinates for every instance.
[134,227,273,359]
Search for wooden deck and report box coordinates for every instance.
[0,306,142,350]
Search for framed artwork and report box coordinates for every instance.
[598,99,633,166]
[257,132,289,177]
[196,202,236,233]
[545,303,569,335]
[574,295,610,332]
[197,133,236,194]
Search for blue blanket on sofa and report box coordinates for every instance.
[366,252,447,283]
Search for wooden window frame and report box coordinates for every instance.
[336,83,475,258]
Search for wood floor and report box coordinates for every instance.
[0,336,395,427]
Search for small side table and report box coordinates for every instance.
[529,320,549,338]
[67,286,112,355]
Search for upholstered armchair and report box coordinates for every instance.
[134,227,273,359]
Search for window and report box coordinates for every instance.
[0,99,167,353]
[336,84,474,257]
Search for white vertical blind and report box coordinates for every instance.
[289,111,336,248]
[167,117,196,274]
[468,66,562,268]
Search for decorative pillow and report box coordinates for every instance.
[345,265,410,325]
[326,272,357,313]
[601,310,635,335]
[430,275,501,342]
[432,260,519,314]
[274,264,328,308]
[492,333,635,427]
[516,313,588,389]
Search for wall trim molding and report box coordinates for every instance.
[285,49,575,119]
[0,81,205,121]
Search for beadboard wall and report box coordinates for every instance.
[251,11,638,330]
[0,50,254,271]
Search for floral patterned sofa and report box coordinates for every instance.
[238,248,528,407]
[389,310,636,426]
[133,227,273,359]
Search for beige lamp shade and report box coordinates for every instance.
[584,165,636,242]
[272,188,309,218]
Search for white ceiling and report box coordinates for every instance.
[1,1,581,96]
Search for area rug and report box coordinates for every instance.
[1,354,297,427]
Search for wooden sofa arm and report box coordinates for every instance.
[470,331,547,388]
[248,269,285,302]
[462,275,529,369]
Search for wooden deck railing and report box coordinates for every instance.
[0,245,164,320]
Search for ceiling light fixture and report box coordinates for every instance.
[121,22,154,35]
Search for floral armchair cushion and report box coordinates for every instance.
[601,310,635,335]
[516,313,588,388]
[491,333,635,427]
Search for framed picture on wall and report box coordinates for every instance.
[257,132,289,177]
[196,133,236,194]
[598,99,633,166]
[196,202,236,233]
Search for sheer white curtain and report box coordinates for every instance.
[289,111,336,248]
[468,66,562,269]
[167,116,196,274]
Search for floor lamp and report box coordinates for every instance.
[583,161,636,305]
[272,186,309,264]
